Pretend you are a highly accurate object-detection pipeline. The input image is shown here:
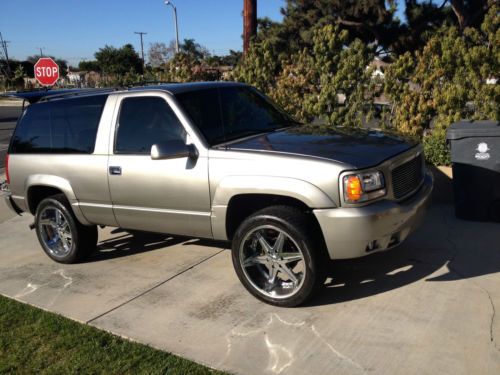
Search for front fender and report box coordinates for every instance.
[211,175,336,240]
[25,174,91,225]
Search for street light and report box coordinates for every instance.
[164,0,180,54]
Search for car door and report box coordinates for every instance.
[107,92,212,238]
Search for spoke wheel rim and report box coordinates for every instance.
[38,207,73,257]
[239,224,306,299]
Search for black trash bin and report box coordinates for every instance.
[446,120,500,222]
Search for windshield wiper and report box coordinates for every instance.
[212,129,274,146]
[212,122,300,146]
[265,121,300,130]
[222,129,270,142]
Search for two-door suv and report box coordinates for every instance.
[4,82,433,306]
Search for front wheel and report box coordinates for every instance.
[231,206,325,307]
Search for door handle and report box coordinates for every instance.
[109,166,122,175]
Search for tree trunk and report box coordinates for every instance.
[450,0,468,29]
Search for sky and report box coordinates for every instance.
[0,0,284,66]
[1,0,406,67]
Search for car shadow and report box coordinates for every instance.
[306,204,500,307]
[82,204,499,307]
[307,245,449,306]
[85,228,228,263]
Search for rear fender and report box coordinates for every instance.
[25,174,91,225]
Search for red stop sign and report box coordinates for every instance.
[34,58,59,86]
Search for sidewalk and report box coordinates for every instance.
[0,202,499,375]
[0,99,23,107]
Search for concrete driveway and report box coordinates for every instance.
[0,188,499,375]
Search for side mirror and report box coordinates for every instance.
[151,140,198,160]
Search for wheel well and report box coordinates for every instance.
[225,194,313,240]
[27,186,65,214]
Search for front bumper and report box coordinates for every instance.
[314,171,433,259]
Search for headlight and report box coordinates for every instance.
[343,171,386,203]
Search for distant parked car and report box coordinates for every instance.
[3,82,432,306]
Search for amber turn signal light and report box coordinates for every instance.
[345,175,363,202]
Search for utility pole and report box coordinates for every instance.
[0,32,12,77]
[134,31,147,69]
[243,0,257,54]
[38,47,45,58]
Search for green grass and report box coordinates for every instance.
[0,295,225,374]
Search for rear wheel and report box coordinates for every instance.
[232,206,326,307]
[35,194,97,264]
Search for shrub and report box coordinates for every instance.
[423,129,451,166]
[383,4,499,137]
[152,52,221,83]
[234,25,375,127]
[231,40,279,93]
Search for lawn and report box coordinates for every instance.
[0,295,225,374]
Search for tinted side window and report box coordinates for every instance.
[10,103,51,152]
[175,89,223,145]
[115,97,186,154]
[10,95,107,154]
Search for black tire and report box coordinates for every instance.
[231,205,327,307]
[35,194,98,264]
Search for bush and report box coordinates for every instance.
[383,4,499,137]
[231,40,279,93]
[423,130,451,166]
[153,52,221,83]
[233,25,375,127]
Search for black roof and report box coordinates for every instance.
[129,81,246,95]
[1,82,247,104]
[0,88,115,104]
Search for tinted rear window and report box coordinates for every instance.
[10,95,107,154]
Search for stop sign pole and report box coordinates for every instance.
[34,57,60,87]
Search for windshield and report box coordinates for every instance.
[175,86,298,146]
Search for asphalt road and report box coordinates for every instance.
[0,105,22,175]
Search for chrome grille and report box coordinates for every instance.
[391,155,424,199]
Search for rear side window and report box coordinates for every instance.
[115,96,186,154]
[10,95,107,154]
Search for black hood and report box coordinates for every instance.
[223,125,418,169]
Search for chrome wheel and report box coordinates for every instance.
[239,225,306,299]
[38,206,73,257]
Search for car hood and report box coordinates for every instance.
[223,125,418,169]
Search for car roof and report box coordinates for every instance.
[128,81,247,95]
[0,88,116,104]
[0,82,248,104]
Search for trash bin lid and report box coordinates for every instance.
[447,120,500,140]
